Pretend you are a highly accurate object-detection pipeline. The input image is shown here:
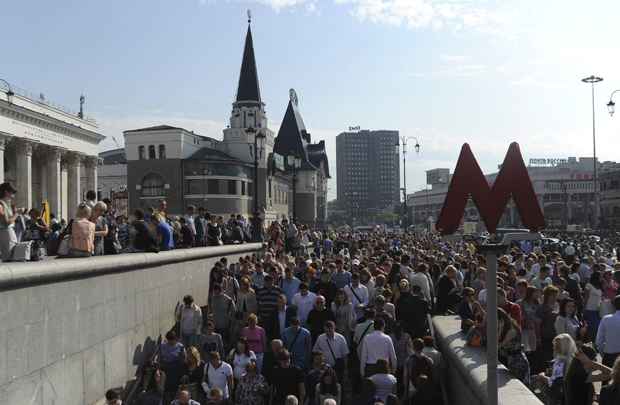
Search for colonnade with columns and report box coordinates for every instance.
[0,135,97,220]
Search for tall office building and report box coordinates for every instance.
[336,129,400,221]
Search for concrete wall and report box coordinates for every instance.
[433,316,542,405]
[0,243,263,405]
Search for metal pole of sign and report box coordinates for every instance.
[479,243,506,405]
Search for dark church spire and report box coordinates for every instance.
[236,12,261,104]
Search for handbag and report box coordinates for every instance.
[12,241,32,261]
[57,235,71,256]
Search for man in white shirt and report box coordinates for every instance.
[202,351,233,400]
[596,296,620,369]
[345,273,369,318]
[292,283,317,325]
[359,318,397,377]
[313,320,349,383]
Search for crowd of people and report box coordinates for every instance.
[0,181,319,261]
[4,180,620,405]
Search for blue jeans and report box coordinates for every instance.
[583,310,600,341]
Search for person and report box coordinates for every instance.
[281,265,302,303]
[497,307,530,385]
[201,351,234,401]
[91,201,109,256]
[331,259,352,290]
[389,322,412,396]
[105,389,122,405]
[313,320,349,383]
[352,308,375,390]
[176,295,203,348]
[282,317,312,370]
[599,357,620,405]
[555,298,586,342]
[0,182,18,261]
[368,358,396,403]
[315,367,341,405]
[564,345,612,405]
[596,295,620,371]
[256,274,283,337]
[402,338,435,405]
[344,272,369,318]
[160,331,186,400]
[228,337,256,383]
[273,294,298,340]
[235,359,269,405]
[359,318,397,377]
[536,333,577,405]
[171,389,201,405]
[520,286,541,357]
[131,209,159,252]
[198,320,225,361]
[307,295,336,344]
[538,285,560,366]
[134,366,164,405]
[584,271,603,341]
[261,339,284,385]
[153,212,174,251]
[70,203,95,257]
[331,289,356,345]
[292,283,317,326]
[25,207,49,261]
[272,350,306,405]
[208,283,236,343]
[306,352,331,405]
[410,263,433,304]
[240,313,267,372]
[182,346,206,385]
[436,265,460,314]
[397,282,430,339]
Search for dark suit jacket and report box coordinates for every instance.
[271,305,298,340]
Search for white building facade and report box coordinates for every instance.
[0,84,104,220]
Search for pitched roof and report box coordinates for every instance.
[307,141,331,178]
[124,125,183,133]
[274,100,315,169]
[187,147,245,163]
[235,25,261,104]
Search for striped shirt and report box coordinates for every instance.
[256,286,283,320]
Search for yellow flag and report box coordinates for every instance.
[42,200,51,225]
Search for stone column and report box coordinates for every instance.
[84,156,98,198]
[15,139,33,210]
[66,153,82,219]
[48,148,63,217]
[0,134,10,184]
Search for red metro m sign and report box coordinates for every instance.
[436,142,545,235]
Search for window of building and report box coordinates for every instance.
[185,180,203,195]
[248,182,253,197]
[148,145,156,159]
[228,180,237,195]
[208,179,222,194]
[138,146,145,160]
[158,145,166,159]
[241,181,246,196]
[141,173,165,197]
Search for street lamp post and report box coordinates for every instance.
[0,79,15,104]
[582,75,603,229]
[395,136,420,230]
[246,127,266,214]
[287,153,302,223]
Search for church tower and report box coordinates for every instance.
[223,13,274,163]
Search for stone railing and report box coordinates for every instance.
[0,244,264,405]
[432,315,543,405]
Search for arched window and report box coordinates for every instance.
[141,173,165,197]
[158,144,166,159]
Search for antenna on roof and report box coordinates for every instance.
[247,9,252,24]
[78,94,85,119]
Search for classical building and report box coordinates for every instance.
[123,19,328,225]
[336,129,400,223]
[408,157,613,232]
[0,82,104,219]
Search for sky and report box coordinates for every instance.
[3,0,620,201]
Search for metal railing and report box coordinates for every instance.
[0,79,97,123]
